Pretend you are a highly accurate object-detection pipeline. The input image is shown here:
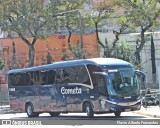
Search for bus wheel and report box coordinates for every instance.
[26,103,39,117]
[49,112,60,117]
[85,102,94,117]
[114,112,121,117]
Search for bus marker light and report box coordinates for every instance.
[90,96,94,98]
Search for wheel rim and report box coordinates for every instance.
[27,105,32,116]
[86,104,91,116]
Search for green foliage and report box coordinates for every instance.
[62,44,82,60]
[1,0,51,38]
[62,43,94,61]
[109,41,136,66]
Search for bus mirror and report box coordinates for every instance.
[135,70,145,82]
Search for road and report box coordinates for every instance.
[0,111,150,119]
[0,112,159,127]
[0,112,157,125]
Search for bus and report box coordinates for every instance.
[8,58,143,117]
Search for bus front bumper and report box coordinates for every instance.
[108,101,141,112]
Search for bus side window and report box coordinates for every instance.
[28,72,34,86]
[62,68,72,84]
[48,70,56,84]
[15,74,23,86]
[78,66,91,85]
[87,64,101,85]
[8,74,16,86]
[55,69,62,84]
[97,76,106,96]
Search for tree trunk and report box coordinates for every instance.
[68,30,72,50]
[95,22,106,57]
[112,30,119,48]
[95,22,105,49]
[135,31,145,66]
[29,45,35,67]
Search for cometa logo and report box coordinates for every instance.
[61,87,82,94]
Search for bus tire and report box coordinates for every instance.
[114,112,121,117]
[49,112,60,117]
[85,102,94,117]
[26,103,39,117]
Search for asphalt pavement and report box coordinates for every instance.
[0,105,160,118]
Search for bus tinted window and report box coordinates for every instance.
[55,69,63,84]
[56,66,91,86]
[87,64,101,85]
[47,70,56,84]
[8,70,56,86]
[97,76,106,96]
[37,70,56,85]
[78,66,91,85]
[8,74,16,86]
[62,67,73,83]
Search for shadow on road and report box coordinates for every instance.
[13,115,146,120]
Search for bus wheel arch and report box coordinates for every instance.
[25,102,39,117]
[82,101,94,117]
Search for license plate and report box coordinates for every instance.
[125,109,131,112]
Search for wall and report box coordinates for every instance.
[0,33,98,68]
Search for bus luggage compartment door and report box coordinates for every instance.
[55,87,67,112]
[36,86,54,111]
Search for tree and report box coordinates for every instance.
[48,0,86,59]
[85,0,114,49]
[57,0,85,50]
[115,0,160,65]
[104,16,131,57]
[11,40,21,69]
[1,0,52,67]
[84,0,130,58]
[110,41,136,66]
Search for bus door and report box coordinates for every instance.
[96,75,109,111]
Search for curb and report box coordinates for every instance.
[0,108,13,114]
[132,111,160,118]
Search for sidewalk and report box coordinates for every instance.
[0,105,12,114]
[133,106,160,118]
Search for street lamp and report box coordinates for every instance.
[55,9,84,59]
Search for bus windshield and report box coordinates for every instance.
[107,68,139,97]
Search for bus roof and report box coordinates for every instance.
[8,58,132,74]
